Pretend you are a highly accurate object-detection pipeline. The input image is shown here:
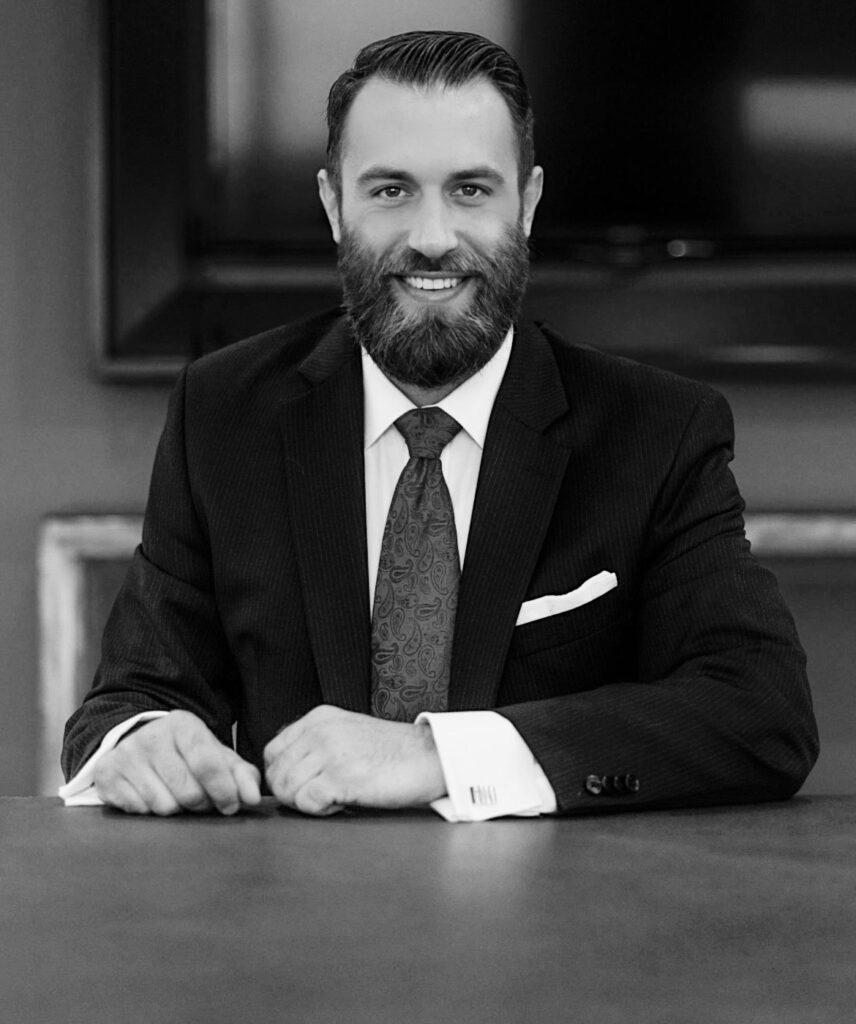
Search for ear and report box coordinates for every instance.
[520,166,544,238]
[317,169,342,244]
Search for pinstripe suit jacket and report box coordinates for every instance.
[62,310,818,812]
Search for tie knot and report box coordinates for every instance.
[395,407,462,458]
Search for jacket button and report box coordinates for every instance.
[585,774,604,796]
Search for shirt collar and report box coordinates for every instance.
[362,327,514,450]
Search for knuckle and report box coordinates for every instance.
[308,704,335,726]
[170,711,211,750]
[168,709,196,730]
[184,744,220,781]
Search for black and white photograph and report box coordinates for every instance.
[1,2,855,1021]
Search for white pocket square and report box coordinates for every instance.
[515,570,618,626]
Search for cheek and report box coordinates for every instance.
[458,216,518,256]
[460,197,522,241]
[345,211,405,256]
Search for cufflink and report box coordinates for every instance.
[469,784,498,807]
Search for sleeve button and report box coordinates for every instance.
[585,774,604,796]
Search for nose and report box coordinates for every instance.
[406,195,458,260]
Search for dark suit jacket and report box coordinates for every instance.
[62,310,819,812]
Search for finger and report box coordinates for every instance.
[265,744,318,807]
[151,748,214,813]
[93,758,148,814]
[229,755,262,808]
[178,736,243,815]
[95,744,181,815]
[293,775,345,817]
[106,776,151,815]
[124,761,183,816]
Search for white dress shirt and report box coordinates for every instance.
[60,329,557,820]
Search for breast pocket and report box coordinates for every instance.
[508,588,629,659]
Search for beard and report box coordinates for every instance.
[337,221,531,390]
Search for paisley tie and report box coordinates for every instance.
[370,407,463,722]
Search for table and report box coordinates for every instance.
[1,796,854,1023]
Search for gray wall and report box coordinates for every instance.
[0,2,167,794]
[2,1,855,795]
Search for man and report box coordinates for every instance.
[61,30,818,820]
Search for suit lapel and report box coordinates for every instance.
[279,318,372,712]
[450,322,571,710]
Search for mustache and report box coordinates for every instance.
[376,248,488,278]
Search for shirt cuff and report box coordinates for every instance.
[58,711,169,806]
[416,710,558,822]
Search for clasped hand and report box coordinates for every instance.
[93,706,446,816]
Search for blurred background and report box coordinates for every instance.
[2,0,856,797]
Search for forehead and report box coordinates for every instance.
[339,76,518,180]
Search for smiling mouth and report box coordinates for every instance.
[393,273,476,302]
[401,275,464,291]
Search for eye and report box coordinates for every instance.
[374,185,410,200]
[453,184,489,199]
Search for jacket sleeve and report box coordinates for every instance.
[61,368,239,780]
[497,389,819,813]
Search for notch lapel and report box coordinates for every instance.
[279,318,371,712]
[450,323,571,710]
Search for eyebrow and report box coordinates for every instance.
[356,167,418,189]
[449,167,508,187]
[355,165,508,189]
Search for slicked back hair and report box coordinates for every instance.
[325,30,535,194]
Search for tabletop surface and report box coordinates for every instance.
[1,795,854,1024]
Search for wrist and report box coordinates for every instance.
[413,721,447,803]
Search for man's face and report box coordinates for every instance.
[318,77,543,389]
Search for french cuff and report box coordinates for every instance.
[416,710,558,822]
[58,711,169,806]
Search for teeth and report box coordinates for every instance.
[403,276,462,291]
